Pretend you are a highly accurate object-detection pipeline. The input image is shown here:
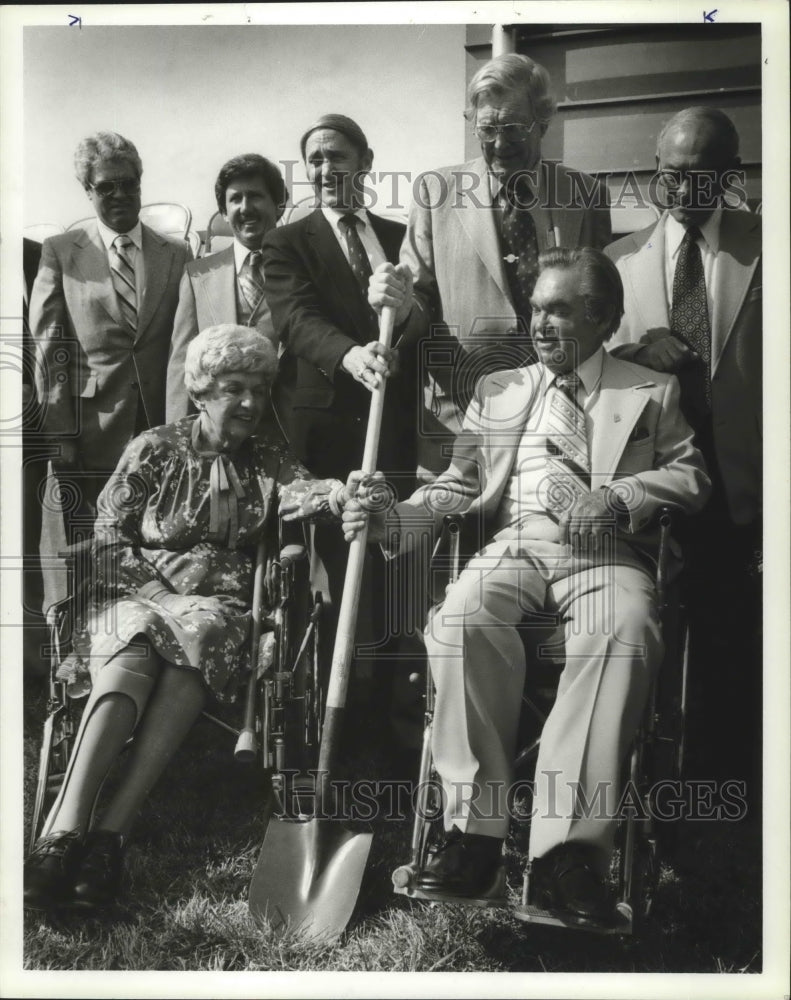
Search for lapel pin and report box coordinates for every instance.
[614,414,621,422]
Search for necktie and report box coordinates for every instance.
[239,250,265,316]
[540,374,591,521]
[671,226,711,417]
[338,214,373,293]
[110,234,137,332]
[501,176,539,332]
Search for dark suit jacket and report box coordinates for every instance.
[262,209,414,486]
[606,209,761,524]
[166,245,277,420]
[31,219,190,473]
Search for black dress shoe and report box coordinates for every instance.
[73,830,125,908]
[416,826,503,897]
[530,843,610,921]
[24,830,84,909]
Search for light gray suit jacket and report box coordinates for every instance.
[389,351,710,578]
[398,157,612,476]
[605,210,761,524]
[31,219,190,472]
[166,245,276,420]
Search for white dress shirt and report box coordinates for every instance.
[97,217,144,302]
[233,239,265,276]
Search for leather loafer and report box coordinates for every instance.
[416,826,503,897]
[73,830,125,908]
[530,843,610,921]
[24,830,84,909]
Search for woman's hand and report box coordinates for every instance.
[368,262,414,326]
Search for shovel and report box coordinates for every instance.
[249,306,397,941]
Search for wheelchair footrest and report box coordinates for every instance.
[391,862,508,908]
[512,899,633,935]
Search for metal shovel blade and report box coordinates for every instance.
[249,816,373,942]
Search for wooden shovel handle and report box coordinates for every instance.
[317,306,396,789]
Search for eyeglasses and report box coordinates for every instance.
[657,169,717,193]
[89,179,141,197]
[473,122,537,143]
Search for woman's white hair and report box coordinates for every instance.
[184,325,278,398]
[466,54,557,135]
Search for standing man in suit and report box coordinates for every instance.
[166,154,287,420]
[605,108,762,800]
[262,114,416,731]
[346,248,710,918]
[371,54,611,482]
[31,131,190,521]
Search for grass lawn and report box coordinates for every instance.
[22,677,762,975]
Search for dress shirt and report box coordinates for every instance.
[488,162,558,251]
[494,347,605,538]
[321,206,387,273]
[664,207,722,322]
[97,217,144,302]
[233,239,265,276]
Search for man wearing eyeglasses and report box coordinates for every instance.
[605,107,762,806]
[30,131,190,519]
[370,53,611,483]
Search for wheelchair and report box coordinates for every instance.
[28,511,330,853]
[391,508,689,935]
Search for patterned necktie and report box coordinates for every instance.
[671,226,711,414]
[239,250,265,315]
[501,176,539,331]
[338,214,373,293]
[540,374,591,521]
[110,234,137,332]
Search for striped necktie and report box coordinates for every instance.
[539,373,591,521]
[671,225,711,420]
[110,234,137,332]
[239,250,265,316]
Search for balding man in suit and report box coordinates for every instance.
[605,107,762,799]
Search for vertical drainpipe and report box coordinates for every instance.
[491,24,515,57]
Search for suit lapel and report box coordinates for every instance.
[73,222,126,330]
[197,246,236,325]
[454,159,511,303]
[137,224,174,339]
[545,163,581,249]
[711,211,760,374]
[470,367,544,513]
[625,216,671,332]
[306,210,375,341]
[589,353,652,488]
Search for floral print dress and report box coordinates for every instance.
[65,416,340,702]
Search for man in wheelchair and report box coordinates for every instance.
[344,247,710,922]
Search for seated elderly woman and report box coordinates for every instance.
[24,324,356,911]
